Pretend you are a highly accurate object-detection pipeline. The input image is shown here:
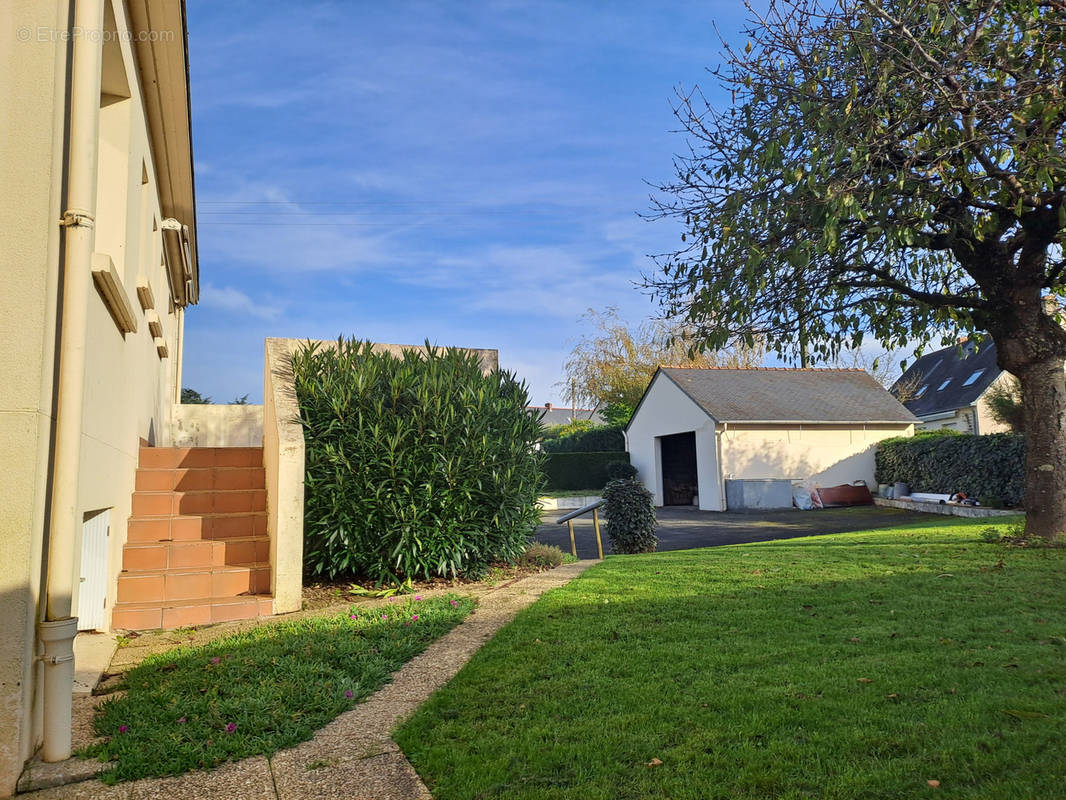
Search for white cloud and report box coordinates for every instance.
[198,283,283,320]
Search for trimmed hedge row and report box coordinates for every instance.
[543,451,631,491]
[542,426,625,453]
[874,432,1025,507]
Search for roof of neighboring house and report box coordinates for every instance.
[891,340,1002,419]
[528,406,605,427]
[635,367,918,425]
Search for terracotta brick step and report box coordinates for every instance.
[126,512,266,542]
[135,466,265,492]
[132,489,266,516]
[137,446,263,470]
[122,537,270,571]
[111,594,274,631]
[117,564,271,604]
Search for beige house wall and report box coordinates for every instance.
[719,423,915,489]
[0,1,192,793]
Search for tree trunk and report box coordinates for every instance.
[1014,357,1066,540]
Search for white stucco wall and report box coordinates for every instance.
[719,423,914,489]
[625,373,723,511]
[0,2,191,792]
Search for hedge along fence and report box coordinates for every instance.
[543,452,630,492]
[874,432,1025,507]
[541,425,625,453]
[292,338,545,582]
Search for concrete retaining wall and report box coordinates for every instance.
[873,497,1018,518]
[170,404,263,447]
[538,495,603,511]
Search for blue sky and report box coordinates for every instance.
[183,1,763,405]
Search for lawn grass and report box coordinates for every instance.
[396,516,1066,799]
[84,594,473,782]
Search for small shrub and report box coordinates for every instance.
[605,460,638,482]
[518,543,568,570]
[602,479,657,554]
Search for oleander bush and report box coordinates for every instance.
[875,431,1025,507]
[292,338,545,582]
[602,478,657,554]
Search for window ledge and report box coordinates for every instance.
[91,253,138,334]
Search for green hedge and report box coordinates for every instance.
[542,425,625,453]
[293,338,544,582]
[543,451,630,491]
[875,432,1025,507]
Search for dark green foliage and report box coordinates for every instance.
[605,460,638,482]
[601,402,634,427]
[542,425,625,453]
[180,387,211,404]
[292,339,545,582]
[602,478,657,554]
[543,452,629,492]
[84,595,473,783]
[876,433,1025,507]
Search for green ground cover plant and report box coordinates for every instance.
[84,595,473,782]
[293,339,543,581]
[397,515,1066,799]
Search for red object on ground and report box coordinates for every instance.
[815,483,874,508]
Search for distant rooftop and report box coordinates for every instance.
[891,340,1002,419]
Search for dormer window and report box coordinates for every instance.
[962,369,985,386]
[914,385,928,398]
[937,379,952,391]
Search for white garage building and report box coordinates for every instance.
[625,368,917,511]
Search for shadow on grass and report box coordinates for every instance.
[82,594,473,783]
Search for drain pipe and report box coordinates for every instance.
[40,0,105,764]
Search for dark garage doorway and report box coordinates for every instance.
[661,431,698,506]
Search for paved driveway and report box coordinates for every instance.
[534,505,938,559]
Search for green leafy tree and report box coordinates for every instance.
[180,388,211,404]
[647,0,1066,539]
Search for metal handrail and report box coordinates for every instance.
[555,499,606,559]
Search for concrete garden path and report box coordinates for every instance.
[23,560,597,800]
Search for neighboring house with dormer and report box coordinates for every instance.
[890,340,1013,434]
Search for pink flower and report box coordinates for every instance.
[349,613,357,619]
[345,690,354,699]
[415,595,422,601]
[118,725,129,734]
[225,722,237,734]
[450,600,459,608]
[411,614,419,621]
[210,656,221,665]
[176,717,186,724]
[381,614,388,620]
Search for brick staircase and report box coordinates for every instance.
[111,446,273,630]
